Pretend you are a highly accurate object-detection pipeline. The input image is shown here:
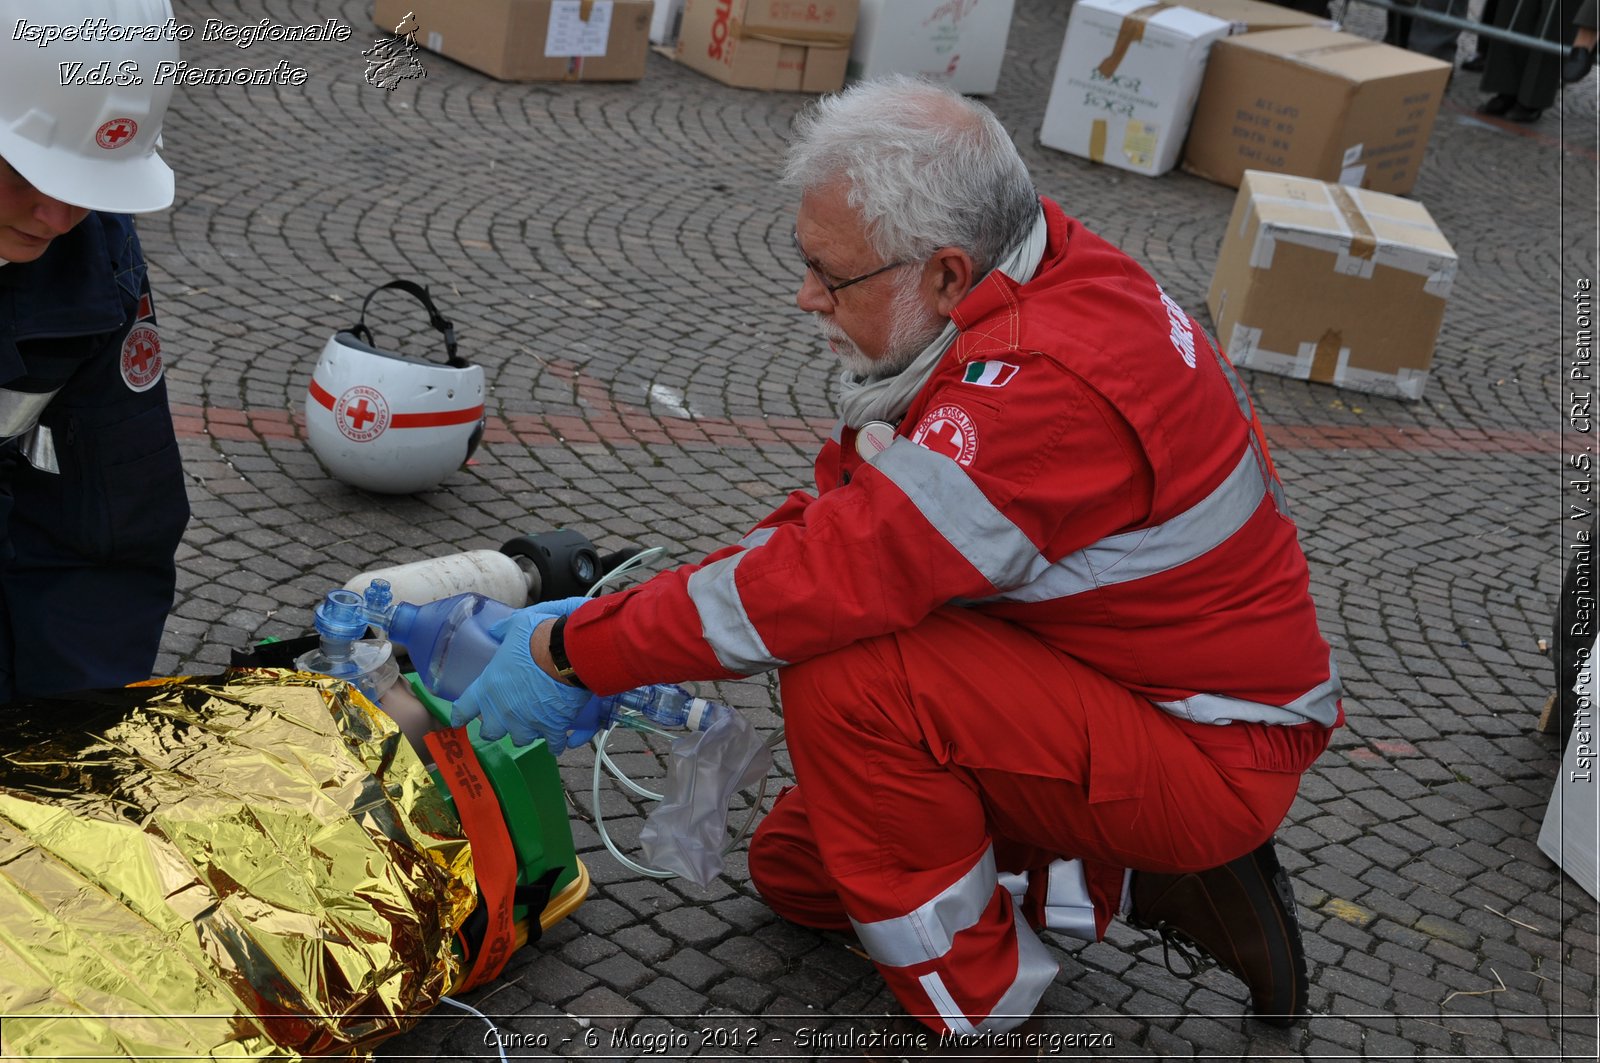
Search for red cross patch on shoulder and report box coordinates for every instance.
[911,404,979,467]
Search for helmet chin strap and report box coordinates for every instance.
[352,279,461,366]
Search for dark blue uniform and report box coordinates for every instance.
[0,212,189,701]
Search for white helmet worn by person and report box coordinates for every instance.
[306,281,487,495]
[0,0,177,213]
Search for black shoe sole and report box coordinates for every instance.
[1241,840,1310,1026]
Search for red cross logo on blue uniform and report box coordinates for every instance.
[121,324,162,391]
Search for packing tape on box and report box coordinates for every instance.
[1286,39,1373,61]
[1097,2,1171,78]
[1248,190,1454,285]
[1310,328,1345,384]
[1326,184,1378,262]
[1248,191,1452,265]
[1090,118,1109,163]
[1245,329,1430,401]
[732,18,854,48]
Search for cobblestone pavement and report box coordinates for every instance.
[128,0,1599,1057]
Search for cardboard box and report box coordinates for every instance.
[1175,0,1335,34]
[650,0,685,43]
[1182,27,1450,195]
[1207,170,1456,400]
[1039,0,1231,177]
[675,0,859,92]
[846,0,1016,96]
[374,0,652,82]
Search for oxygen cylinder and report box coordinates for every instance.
[344,550,538,609]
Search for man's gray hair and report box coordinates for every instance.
[783,75,1038,277]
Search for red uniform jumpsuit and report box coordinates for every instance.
[565,197,1341,1033]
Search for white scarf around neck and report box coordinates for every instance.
[836,206,1049,429]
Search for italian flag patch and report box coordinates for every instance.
[962,360,1019,387]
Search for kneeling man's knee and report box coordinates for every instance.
[777,634,907,737]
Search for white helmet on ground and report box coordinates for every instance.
[0,0,177,212]
[306,281,487,495]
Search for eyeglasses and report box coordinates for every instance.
[791,228,912,307]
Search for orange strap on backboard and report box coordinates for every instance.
[425,726,518,991]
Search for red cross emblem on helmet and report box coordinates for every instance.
[96,118,139,150]
[334,385,392,442]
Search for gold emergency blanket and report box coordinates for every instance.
[0,670,476,1060]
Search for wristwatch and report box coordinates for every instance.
[548,616,587,688]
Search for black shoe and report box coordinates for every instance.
[1128,839,1309,1026]
[1478,93,1516,115]
[1461,52,1486,72]
[1565,45,1595,83]
[1507,103,1544,123]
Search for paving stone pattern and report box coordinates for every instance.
[135,0,1598,1058]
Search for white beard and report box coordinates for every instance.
[815,276,946,381]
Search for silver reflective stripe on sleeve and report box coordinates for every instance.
[1208,337,1253,424]
[1209,341,1292,519]
[1248,429,1291,518]
[0,386,61,438]
[850,845,998,968]
[737,526,776,550]
[981,447,1266,604]
[872,440,1050,591]
[685,551,787,674]
[17,425,58,474]
[1154,654,1343,727]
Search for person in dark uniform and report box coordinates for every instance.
[1478,0,1583,120]
[0,0,189,701]
[1567,0,1597,81]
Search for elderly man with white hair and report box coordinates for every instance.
[456,76,1342,1042]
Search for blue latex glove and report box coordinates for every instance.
[450,605,595,753]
